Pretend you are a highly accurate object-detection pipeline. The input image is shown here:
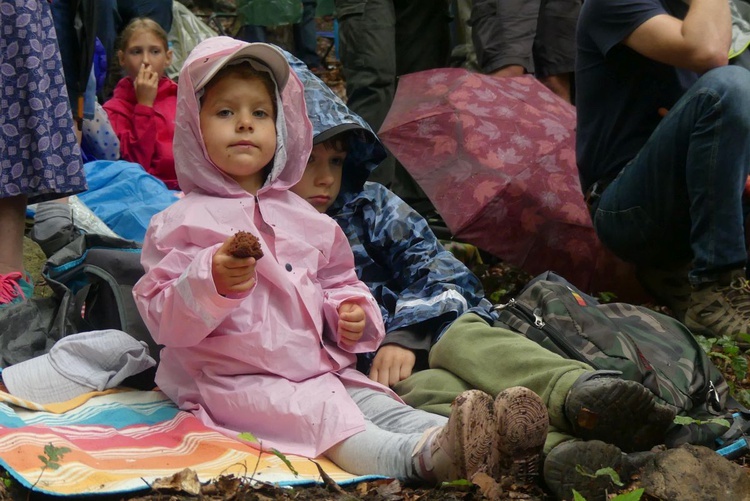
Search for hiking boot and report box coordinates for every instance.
[490,386,548,483]
[543,440,654,501]
[0,271,33,307]
[413,389,495,483]
[635,262,692,322]
[564,372,675,452]
[684,269,750,343]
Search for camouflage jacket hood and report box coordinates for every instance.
[285,53,387,209]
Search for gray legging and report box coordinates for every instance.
[324,386,447,480]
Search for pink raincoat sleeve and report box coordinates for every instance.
[134,231,252,348]
[319,224,385,353]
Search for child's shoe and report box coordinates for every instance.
[0,271,34,307]
[491,386,549,483]
[413,389,495,483]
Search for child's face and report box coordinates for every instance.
[290,142,345,213]
[199,73,277,194]
[118,30,172,79]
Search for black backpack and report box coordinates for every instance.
[494,271,749,455]
[0,233,158,389]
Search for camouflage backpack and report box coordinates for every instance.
[493,271,748,452]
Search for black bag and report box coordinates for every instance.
[43,233,159,389]
[494,271,749,453]
[0,233,158,389]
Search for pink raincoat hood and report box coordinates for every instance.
[174,36,312,196]
[134,37,395,458]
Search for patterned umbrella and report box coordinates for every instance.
[379,69,645,300]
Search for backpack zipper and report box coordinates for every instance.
[495,299,593,365]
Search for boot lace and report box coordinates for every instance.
[725,275,750,316]
[0,272,26,304]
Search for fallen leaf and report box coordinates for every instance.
[150,467,201,496]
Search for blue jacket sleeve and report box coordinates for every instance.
[342,183,491,348]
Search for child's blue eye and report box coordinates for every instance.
[217,109,232,117]
[253,110,269,118]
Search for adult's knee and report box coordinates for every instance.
[698,65,750,107]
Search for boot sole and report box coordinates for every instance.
[566,378,674,452]
[492,386,549,482]
[449,390,496,480]
[543,440,626,501]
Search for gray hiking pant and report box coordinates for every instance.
[470,0,581,77]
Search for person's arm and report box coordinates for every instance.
[318,224,385,353]
[366,185,487,335]
[470,0,535,75]
[623,0,731,72]
[133,221,250,348]
[354,184,488,385]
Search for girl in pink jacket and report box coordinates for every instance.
[103,18,179,189]
[133,36,547,484]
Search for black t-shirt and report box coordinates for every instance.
[575,0,697,193]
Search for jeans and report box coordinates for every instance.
[325,386,447,480]
[293,0,321,68]
[592,66,750,285]
[50,0,97,119]
[116,0,173,33]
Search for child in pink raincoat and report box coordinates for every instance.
[133,36,542,483]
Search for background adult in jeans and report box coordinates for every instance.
[470,0,581,103]
[576,0,750,341]
[333,0,451,217]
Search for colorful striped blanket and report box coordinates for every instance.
[0,386,377,496]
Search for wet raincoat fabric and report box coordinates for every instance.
[288,55,492,372]
[133,37,392,458]
[103,76,179,189]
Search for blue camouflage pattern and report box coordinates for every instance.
[287,52,492,371]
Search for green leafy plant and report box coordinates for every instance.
[696,334,750,407]
[673,415,731,429]
[31,443,71,494]
[575,465,624,486]
[596,291,618,303]
[573,488,644,501]
[571,465,644,500]
[237,432,299,477]
[37,443,70,471]
[441,479,473,488]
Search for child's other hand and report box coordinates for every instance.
[212,236,257,296]
[369,345,417,387]
[338,301,365,345]
[135,62,159,107]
